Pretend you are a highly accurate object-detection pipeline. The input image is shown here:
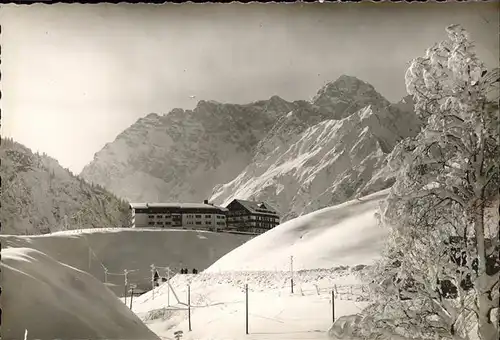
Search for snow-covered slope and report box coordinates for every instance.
[80,96,295,203]
[0,138,130,235]
[0,228,252,295]
[207,189,389,272]
[0,247,160,340]
[128,190,389,340]
[210,92,418,220]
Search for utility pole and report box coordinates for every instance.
[290,255,294,294]
[124,269,129,305]
[104,268,108,284]
[88,246,92,270]
[130,287,134,310]
[331,290,335,323]
[130,284,136,310]
[188,284,192,332]
[245,284,249,335]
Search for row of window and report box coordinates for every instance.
[145,212,277,220]
[227,221,274,228]
[187,221,204,225]
[228,211,245,216]
[147,221,226,226]
[148,221,181,226]
[148,214,225,219]
[227,214,278,219]
[185,214,212,218]
[148,214,182,219]
[227,219,279,225]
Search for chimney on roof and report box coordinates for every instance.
[204,199,209,204]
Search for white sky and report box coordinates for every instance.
[1,2,498,174]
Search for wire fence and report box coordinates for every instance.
[135,270,372,339]
[44,227,373,337]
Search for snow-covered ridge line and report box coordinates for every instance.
[42,227,219,237]
[207,189,389,272]
[1,138,130,235]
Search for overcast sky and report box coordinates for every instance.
[1,2,498,174]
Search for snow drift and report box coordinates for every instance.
[0,247,160,340]
[206,189,389,272]
[1,228,252,296]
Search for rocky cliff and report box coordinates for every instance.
[210,77,420,220]
[81,96,295,203]
[0,138,130,235]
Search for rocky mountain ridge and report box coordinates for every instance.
[81,95,296,203]
[210,92,420,220]
[81,75,421,221]
[0,138,130,235]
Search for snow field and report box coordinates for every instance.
[131,269,372,340]
[124,190,390,339]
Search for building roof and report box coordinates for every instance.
[229,199,279,216]
[130,202,228,212]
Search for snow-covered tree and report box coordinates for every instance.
[367,25,499,340]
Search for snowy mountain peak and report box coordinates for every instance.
[267,95,288,106]
[196,100,222,110]
[145,112,160,119]
[327,74,373,91]
[210,94,420,220]
[312,75,390,119]
[82,78,420,221]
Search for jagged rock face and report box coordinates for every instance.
[0,139,130,235]
[80,97,296,203]
[313,75,391,119]
[81,75,420,221]
[210,94,420,220]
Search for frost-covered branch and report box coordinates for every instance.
[366,24,499,340]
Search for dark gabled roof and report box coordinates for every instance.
[228,199,279,216]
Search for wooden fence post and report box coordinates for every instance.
[332,290,335,323]
[130,286,134,310]
[188,284,192,332]
[245,283,248,334]
[245,284,249,335]
[124,269,128,305]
